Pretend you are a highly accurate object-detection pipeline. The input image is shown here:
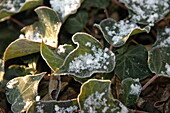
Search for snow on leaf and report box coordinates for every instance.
[55,32,116,78]
[5,72,46,113]
[50,0,84,21]
[148,27,170,77]
[27,99,79,113]
[96,18,150,47]
[121,78,141,106]
[78,79,130,113]
[119,0,170,25]
[41,41,74,71]
[115,45,152,80]
[0,0,43,21]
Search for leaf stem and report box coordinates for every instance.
[141,74,159,91]
[112,0,127,9]
[104,8,109,18]
[9,17,25,27]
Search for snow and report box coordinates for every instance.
[104,20,139,45]
[165,63,170,75]
[36,96,40,101]
[57,45,66,54]
[68,45,114,75]
[157,27,170,47]
[54,104,78,113]
[119,0,170,24]
[50,0,81,19]
[85,42,91,47]
[129,83,141,95]
[119,103,129,113]
[36,103,44,113]
[6,79,18,89]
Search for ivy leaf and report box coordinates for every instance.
[28,99,79,113]
[78,79,130,113]
[64,10,88,34]
[119,0,170,25]
[82,0,110,9]
[115,45,152,80]
[5,72,46,113]
[23,6,62,48]
[55,32,116,78]
[4,39,40,61]
[148,27,170,77]
[121,78,141,106]
[41,42,74,71]
[50,0,84,21]
[96,18,150,47]
[0,0,43,21]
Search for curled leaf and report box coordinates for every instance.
[96,18,150,47]
[55,32,116,78]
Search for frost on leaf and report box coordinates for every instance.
[50,0,83,21]
[0,0,43,20]
[96,18,150,47]
[55,33,116,78]
[5,72,46,113]
[78,79,130,113]
[28,99,79,113]
[41,42,74,71]
[121,78,141,106]
[148,27,170,77]
[119,0,170,25]
[115,45,152,80]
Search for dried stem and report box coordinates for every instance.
[9,17,25,27]
[112,0,127,9]
[141,74,159,91]
[104,8,109,18]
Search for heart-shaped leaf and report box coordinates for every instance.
[64,10,88,34]
[78,79,130,113]
[96,18,150,47]
[115,45,152,80]
[50,0,84,21]
[5,72,46,113]
[119,0,170,25]
[121,78,141,106]
[148,27,170,77]
[28,99,79,113]
[0,0,43,21]
[4,39,40,61]
[41,42,74,71]
[55,32,116,78]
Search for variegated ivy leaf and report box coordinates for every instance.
[50,0,84,21]
[96,18,150,47]
[41,42,74,71]
[78,79,130,113]
[119,0,170,25]
[121,78,141,106]
[28,99,79,113]
[55,32,116,78]
[115,45,153,80]
[5,72,46,113]
[22,6,62,48]
[148,27,170,77]
[0,0,43,21]
[4,39,40,61]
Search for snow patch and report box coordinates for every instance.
[129,83,141,95]
[165,63,170,75]
[57,45,66,54]
[6,79,18,89]
[54,104,78,113]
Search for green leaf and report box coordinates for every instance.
[50,0,84,21]
[4,39,40,61]
[28,99,79,113]
[96,18,150,47]
[148,27,170,77]
[55,32,116,78]
[5,72,46,113]
[115,45,152,80]
[22,6,62,48]
[0,0,43,21]
[64,10,88,34]
[119,0,170,25]
[82,0,110,9]
[121,78,141,106]
[78,79,130,113]
[41,42,74,71]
